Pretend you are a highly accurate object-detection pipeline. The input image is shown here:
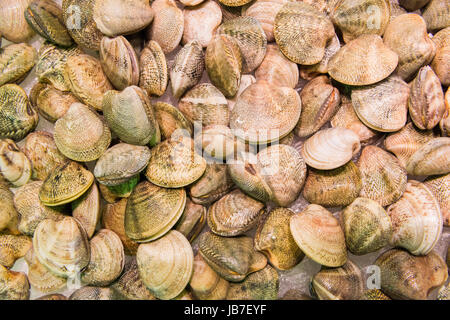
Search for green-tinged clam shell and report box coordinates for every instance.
[0,265,30,300]
[153,101,193,140]
[424,173,450,227]
[362,289,391,300]
[422,0,450,31]
[69,286,116,300]
[174,198,206,242]
[139,40,168,97]
[190,163,234,205]
[227,265,279,300]
[105,175,139,198]
[0,235,32,269]
[190,253,229,300]
[405,138,450,176]
[0,139,32,187]
[0,0,35,43]
[0,43,37,86]
[72,183,101,239]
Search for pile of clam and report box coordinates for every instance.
[0,0,449,301]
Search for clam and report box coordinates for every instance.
[254,44,299,88]
[227,74,256,111]
[189,253,229,300]
[178,83,230,126]
[124,181,186,242]
[281,290,314,300]
[303,161,362,207]
[406,138,450,176]
[205,34,243,98]
[0,235,32,269]
[103,86,160,146]
[35,294,67,300]
[207,189,264,236]
[422,0,450,31]
[311,260,364,300]
[137,230,194,300]
[14,181,64,236]
[145,136,206,188]
[362,289,391,300]
[357,145,407,207]
[94,143,151,186]
[243,0,287,42]
[170,41,205,99]
[147,0,184,54]
[0,180,19,235]
[198,231,267,282]
[22,131,68,181]
[195,125,246,161]
[230,82,301,144]
[62,0,103,51]
[190,163,235,205]
[274,2,334,65]
[387,180,442,255]
[295,76,340,137]
[0,265,29,300]
[375,249,448,300]
[218,0,253,6]
[228,144,307,206]
[424,174,450,227]
[388,0,406,19]
[398,0,430,10]
[0,43,37,86]
[254,207,304,270]
[81,229,124,286]
[301,127,361,170]
[351,75,409,132]
[0,139,32,187]
[438,283,450,300]
[33,216,90,278]
[0,84,38,141]
[100,36,140,90]
[154,101,193,140]
[227,265,279,300]
[183,0,222,47]
[180,0,205,5]
[328,34,398,86]
[69,286,116,300]
[139,40,168,97]
[330,0,390,43]
[431,27,450,86]
[99,184,121,204]
[54,103,111,162]
[101,175,139,200]
[72,184,101,239]
[24,0,73,47]
[290,204,347,267]
[174,199,206,242]
[408,66,445,130]
[39,161,94,206]
[342,197,392,255]
[0,0,35,43]
[93,0,154,36]
[103,199,139,255]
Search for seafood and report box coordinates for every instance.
[0,139,32,187]
[72,184,101,239]
[174,199,206,242]
[405,138,450,176]
[153,102,193,140]
[424,174,450,227]
[183,1,223,47]
[0,0,35,43]
[422,0,450,31]
[0,265,29,300]
[139,40,168,97]
[243,0,287,42]
[431,27,450,86]
[227,265,279,300]
[0,235,32,268]
[0,43,37,86]
[0,180,19,235]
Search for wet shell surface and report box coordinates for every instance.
[405,138,450,176]
[0,0,35,43]
[227,265,279,300]
[424,174,450,227]
[72,184,101,239]
[422,0,450,31]
[174,198,206,242]
[139,40,168,97]
[0,43,37,86]
[0,139,32,187]
[0,265,30,300]
[153,101,193,140]
[0,235,32,269]
[69,286,116,300]
[431,27,450,87]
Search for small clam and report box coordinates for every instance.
[139,40,168,97]
[295,76,340,137]
[387,180,442,255]
[183,0,222,47]
[175,199,206,242]
[342,197,392,255]
[0,235,32,268]
[227,265,279,300]
[357,146,407,207]
[243,0,287,42]
[72,184,101,239]
[190,253,229,300]
[281,290,314,300]
[137,230,194,300]
[0,265,29,300]
[93,0,154,37]
[0,139,32,187]
[274,2,334,65]
[311,260,364,300]
[424,174,450,227]
[100,36,140,90]
[375,249,448,300]
[351,75,410,132]
[179,83,230,127]
[0,43,37,86]
[33,216,90,278]
[81,229,124,286]
[290,204,347,267]
[254,207,304,270]
[190,163,234,205]
[39,161,94,206]
[54,103,111,162]
[0,181,19,234]
[301,127,361,170]
[422,0,450,31]
[303,161,362,207]
[0,84,38,141]
[328,34,398,86]
[195,125,246,161]
[431,27,450,86]
[69,286,116,300]
[154,101,193,140]
[0,0,35,43]
[405,137,450,176]
[198,231,267,282]
[124,181,186,242]
[170,41,205,99]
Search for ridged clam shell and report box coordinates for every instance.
[243,0,287,42]
[72,184,101,239]
[69,286,116,300]
[0,43,37,86]
[180,0,205,6]
[139,40,168,97]
[218,0,252,6]
[357,146,407,207]
[0,265,30,300]
[406,138,450,176]
[0,235,32,268]
[328,34,398,85]
[281,290,314,300]
[227,74,256,111]
[183,0,222,47]
[0,139,32,187]
[290,204,347,267]
[190,253,229,300]
[375,249,448,300]
[301,127,361,170]
[0,180,19,234]
[254,207,304,270]
[124,181,186,242]
[387,180,442,255]
[190,163,234,205]
[422,0,450,31]
[194,124,245,160]
[154,101,193,140]
[342,197,392,255]
[227,265,279,300]
[100,175,139,200]
[0,0,35,43]
[438,283,450,300]
[431,27,450,86]
[362,289,391,300]
[0,84,38,141]
[351,76,409,132]
[424,174,450,227]
[174,199,206,242]
[274,2,334,65]
[137,230,193,300]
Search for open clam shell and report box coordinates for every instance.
[0,139,32,187]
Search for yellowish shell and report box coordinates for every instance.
[72,184,101,239]
[406,138,450,176]
[174,199,206,242]
[424,174,450,227]
[0,265,30,300]
[0,139,32,187]
[153,101,193,140]
[226,265,279,300]
[243,0,287,42]
[139,40,168,97]
[0,43,37,86]
[0,235,32,269]
[0,0,35,43]
[0,180,19,235]
[422,0,450,31]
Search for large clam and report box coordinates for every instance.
[0,43,37,86]
[0,0,35,43]
[139,40,168,97]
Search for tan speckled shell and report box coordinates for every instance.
[0,139,32,187]
[0,235,31,269]
[190,253,229,300]
[0,43,37,86]
[406,138,450,176]
[422,0,450,31]
[183,1,222,48]
[153,101,193,140]
[174,198,206,242]
[69,286,116,300]
[0,0,35,43]
[0,180,19,234]
[226,265,279,300]
[424,174,450,227]
[243,0,287,42]
[431,27,450,87]
[72,184,101,239]
[139,40,168,97]
[190,163,234,205]
[0,265,29,300]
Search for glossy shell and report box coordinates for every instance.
[0,235,32,269]
[72,184,101,239]
[227,265,279,300]
[154,101,193,140]
[183,0,222,47]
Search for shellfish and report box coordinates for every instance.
[139,40,168,97]
[0,0,35,43]
[0,43,37,86]
[0,139,32,187]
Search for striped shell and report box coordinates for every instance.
[0,235,32,269]
[422,0,450,31]
[139,40,168,97]
[431,27,450,86]
[0,43,37,86]
[405,138,450,176]
[174,198,206,242]
[153,101,193,140]
[0,0,35,43]
[72,183,101,239]
[243,0,287,42]
[227,265,279,300]
[0,265,30,300]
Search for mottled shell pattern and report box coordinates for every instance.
[139,40,168,97]
[0,43,37,86]
[0,139,32,187]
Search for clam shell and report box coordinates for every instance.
[328,34,398,86]
[281,290,314,300]
[438,283,450,300]
[290,204,347,267]
[139,40,168,97]
[226,265,279,300]
[35,294,67,300]
[406,137,450,176]
[0,0,35,43]
[274,2,334,65]
[227,74,256,111]
[124,181,186,242]
[243,0,287,42]
[424,174,450,227]
[301,127,361,170]
[154,101,193,140]
[362,289,391,300]
[342,197,392,255]
[254,207,304,270]
[0,43,37,86]
[69,286,116,300]
[180,0,205,6]
[422,0,450,31]
[431,27,450,86]
[195,124,246,160]
[398,0,430,10]
[0,235,32,269]
[190,253,229,300]
[0,139,32,187]
[218,0,252,6]
[137,230,194,300]
[72,184,101,239]
[174,199,206,242]
[0,265,30,300]
[102,175,139,199]
[0,180,19,234]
